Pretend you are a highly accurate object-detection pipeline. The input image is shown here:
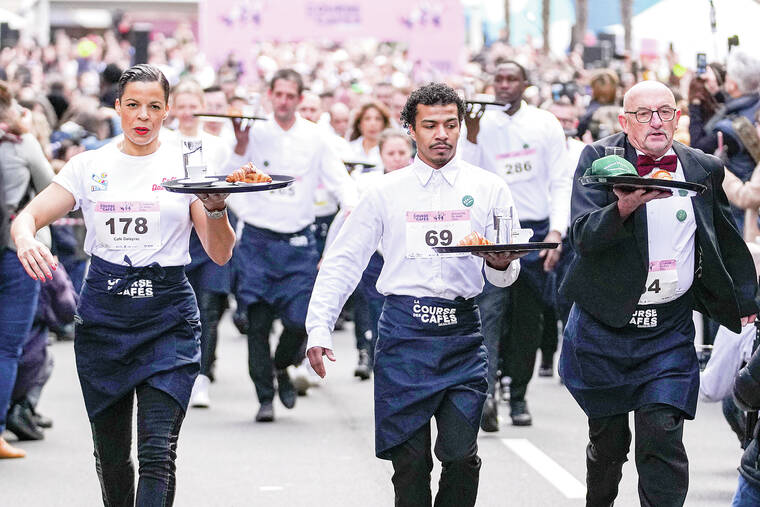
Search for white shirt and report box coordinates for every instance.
[226,115,358,233]
[349,136,383,167]
[461,102,571,234]
[306,155,521,351]
[54,141,196,267]
[315,133,354,218]
[638,148,696,305]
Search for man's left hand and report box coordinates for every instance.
[742,314,757,327]
[539,230,563,272]
[475,251,529,270]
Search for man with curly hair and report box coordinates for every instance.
[305,83,524,506]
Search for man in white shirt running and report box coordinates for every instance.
[228,69,358,422]
[461,61,571,429]
[306,83,523,507]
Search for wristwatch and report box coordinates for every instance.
[203,205,227,219]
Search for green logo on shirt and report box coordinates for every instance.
[263,161,269,167]
[462,195,474,207]
[676,209,687,222]
[523,143,530,150]
[678,189,688,197]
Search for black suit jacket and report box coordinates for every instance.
[559,133,760,333]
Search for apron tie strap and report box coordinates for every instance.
[107,255,167,294]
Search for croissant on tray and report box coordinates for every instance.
[458,231,492,246]
[226,162,273,184]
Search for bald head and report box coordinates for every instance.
[330,102,350,138]
[619,80,679,159]
[622,81,674,111]
[298,92,322,123]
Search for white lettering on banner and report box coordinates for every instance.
[411,300,458,326]
[628,308,658,328]
[107,278,155,298]
[405,209,471,258]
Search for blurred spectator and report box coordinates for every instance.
[688,62,725,151]
[329,102,350,139]
[348,100,390,165]
[577,69,620,141]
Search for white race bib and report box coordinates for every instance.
[638,259,678,305]
[405,209,471,258]
[497,147,538,184]
[94,199,161,250]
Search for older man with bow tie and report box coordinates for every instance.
[559,80,760,507]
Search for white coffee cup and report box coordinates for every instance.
[186,165,207,182]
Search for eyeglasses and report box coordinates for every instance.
[624,106,677,124]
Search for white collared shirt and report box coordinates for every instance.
[306,155,521,351]
[226,115,358,233]
[638,148,696,304]
[461,102,572,234]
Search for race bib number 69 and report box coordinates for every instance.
[94,201,161,250]
[405,209,471,258]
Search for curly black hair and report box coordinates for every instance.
[400,83,464,130]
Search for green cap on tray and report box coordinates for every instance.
[584,155,638,177]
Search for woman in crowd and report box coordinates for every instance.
[0,81,55,459]
[11,64,236,505]
[170,78,232,408]
[577,68,619,141]
[348,100,390,167]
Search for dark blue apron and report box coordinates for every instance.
[516,218,550,301]
[74,255,201,420]
[559,292,699,420]
[234,223,318,327]
[185,229,232,295]
[374,295,488,459]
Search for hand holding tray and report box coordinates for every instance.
[162,175,294,194]
[433,242,559,254]
[579,175,706,197]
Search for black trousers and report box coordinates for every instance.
[539,305,559,363]
[90,385,185,507]
[505,275,543,400]
[388,395,481,507]
[246,302,307,403]
[586,403,689,507]
[197,291,227,377]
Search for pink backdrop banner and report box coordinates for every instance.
[199,0,465,75]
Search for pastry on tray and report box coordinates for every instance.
[458,231,493,246]
[226,162,273,184]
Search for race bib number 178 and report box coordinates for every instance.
[94,201,161,250]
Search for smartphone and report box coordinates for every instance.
[696,53,707,75]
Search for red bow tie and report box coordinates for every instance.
[637,154,677,176]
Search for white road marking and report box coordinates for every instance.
[259,486,284,492]
[501,438,586,499]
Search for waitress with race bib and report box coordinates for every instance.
[461,61,571,430]
[307,84,523,507]
[11,64,237,506]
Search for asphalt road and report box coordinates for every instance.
[4,313,747,506]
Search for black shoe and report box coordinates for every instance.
[276,369,297,409]
[6,403,44,440]
[354,350,371,380]
[480,395,499,432]
[538,362,554,378]
[255,401,274,422]
[510,399,532,427]
[28,404,53,429]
